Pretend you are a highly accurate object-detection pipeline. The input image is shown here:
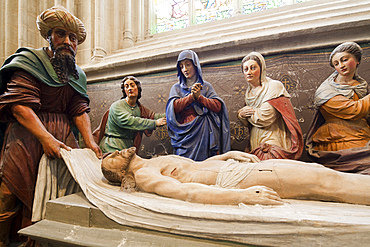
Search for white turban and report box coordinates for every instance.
[36,5,86,44]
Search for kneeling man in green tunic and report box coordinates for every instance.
[102,147,370,206]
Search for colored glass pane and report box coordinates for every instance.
[195,0,234,25]
[156,0,189,33]
[242,0,305,14]
[155,0,308,33]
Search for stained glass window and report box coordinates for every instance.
[242,0,306,14]
[195,0,234,25]
[156,0,190,33]
[154,0,308,34]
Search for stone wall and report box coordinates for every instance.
[87,44,370,159]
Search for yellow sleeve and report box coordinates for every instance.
[320,94,370,120]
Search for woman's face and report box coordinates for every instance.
[242,60,261,87]
[123,79,139,98]
[179,59,196,80]
[331,52,359,77]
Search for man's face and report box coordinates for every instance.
[106,147,136,171]
[124,79,139,99]
[102,147,136,184]
[49,27,78,56]
[47,27,80,83]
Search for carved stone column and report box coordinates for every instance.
[92,0,107,61]
[189,0,195,26]
[4,0,17,56]
[66,0,75,15]
[38,0,49,46]
[123,0,134,48]
[233,0,242,16]
[18,0,28,48]
[0,1,4,62]
[136,0,144,42]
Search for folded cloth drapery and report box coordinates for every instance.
[31,148,370,247]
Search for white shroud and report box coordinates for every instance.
[32,148,370,245]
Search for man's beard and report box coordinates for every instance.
[121,148,135,172]
[50,44,79,84]
[120,149,137,192]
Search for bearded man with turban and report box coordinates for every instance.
[0,6,102,245]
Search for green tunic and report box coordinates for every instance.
[100,99,165,152]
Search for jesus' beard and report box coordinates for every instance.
[121,148,135,173]
[50,44,79,84]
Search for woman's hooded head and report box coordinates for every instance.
[176,50,204,86]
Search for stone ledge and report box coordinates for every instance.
[21,220,244,247]
[19,193,370,246]
[20,193,245,247]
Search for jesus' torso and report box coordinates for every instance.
[145,155,228,185]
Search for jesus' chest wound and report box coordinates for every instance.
[160,164,193,183]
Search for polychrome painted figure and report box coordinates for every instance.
[0,6,101,245]
[237,52,303,160]
[166,50,230,161]
[306,42,370,174]
[102,147,370,207]
[98,76,166,153]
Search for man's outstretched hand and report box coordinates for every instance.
[40,135,71,159]
[86,141,102,159]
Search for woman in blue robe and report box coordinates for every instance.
[166,50,231,161]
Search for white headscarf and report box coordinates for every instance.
[314,72,368,107]
[242,52,290,108]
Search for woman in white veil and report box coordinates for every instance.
[238,52,303,160]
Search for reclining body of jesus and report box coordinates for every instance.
[101,147,370,206]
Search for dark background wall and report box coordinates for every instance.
[87,43,370,159]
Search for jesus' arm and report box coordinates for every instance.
[205,151,260,163]
[134,167,282,205]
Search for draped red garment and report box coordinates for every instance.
[249,97,303,160]
[173,94,221,124]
